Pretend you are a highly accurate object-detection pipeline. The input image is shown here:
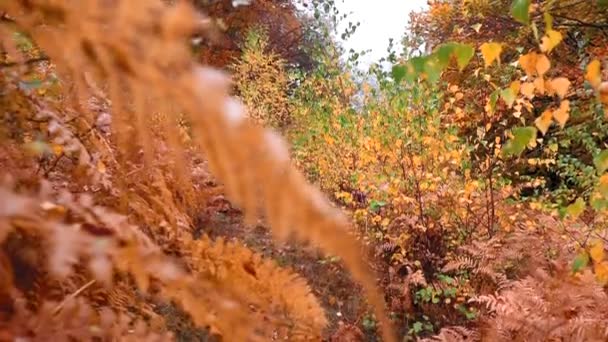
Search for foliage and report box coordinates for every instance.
[2,0,608,341]
[230,27,292,128]
[290,0,608,339]
[0,0,394,341]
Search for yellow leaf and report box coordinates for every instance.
[381,218,390,227]
[594,261,608,285]
[519,52,538,77]
[535,109,553,135]
[552,100,570,129]
[510,80,521,94]
[590,240,605,263]
[540,30,562,52]
[586,59,602,89]
[480,42,503,67]
[547,77,570,98]
[535,54,551,76]
[521,82,535,99]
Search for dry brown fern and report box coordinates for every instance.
[473,267,608,342]
[418,326,479,342]
[0,179,322,340]
[1,0,395,340]
[2,295,171,341]
[183,235,326,340]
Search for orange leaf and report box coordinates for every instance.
[521,82,535,99]
[594,261,608,285]
[535,54,551,76]
[590,240,605,263]
[533,77,545,95]
[535,109,553,135]
[547,77,570,98]
[586,60,602,89]
[552,100,570,129]
[52,144,64,156]
[600,82,608,106]
[519,52,538,77]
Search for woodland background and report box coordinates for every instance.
[1,0,608,341]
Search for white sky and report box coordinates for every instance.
[335,0,427,67]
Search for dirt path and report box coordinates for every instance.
[196,193,375,341]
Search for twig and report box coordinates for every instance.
[52,279,96,315]
[43,152,65,177]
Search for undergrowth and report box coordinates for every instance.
[1,0,608,341]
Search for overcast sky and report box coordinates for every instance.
[335,0,427,67]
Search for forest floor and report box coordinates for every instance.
[198,185,372,341]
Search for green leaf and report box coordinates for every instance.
[543,12,553,31]
[503,126,536,157]
[566,197,586,219]
[488,89,500,113]
[424,56,443,83]
[594,149,608,174]
[435,43,455,69]
[453,43,475,71]
[511,0,531,25]
[500,88,516,107]
[391,65,406,83]
[370,200,387,212]
[410,56,428,74]
[591,196,608,211]
[572,252,589,273]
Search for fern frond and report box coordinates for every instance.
[419,326,479,342]
[2,1,395,340]
[183,235,326,339]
